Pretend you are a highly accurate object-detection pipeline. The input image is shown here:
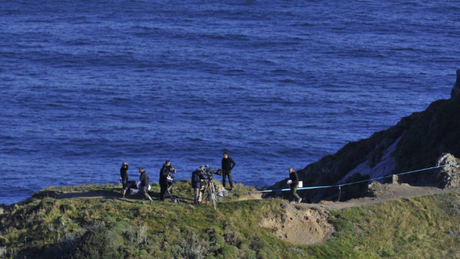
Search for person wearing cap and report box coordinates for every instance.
[191,165,206,206]
[139,168,153,204]
[120,162,129,198]
[288,167,302,204]
[159,160,171,201]
[221,152,236,191]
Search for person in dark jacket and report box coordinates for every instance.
[288,167,302,204]
[191,165,206,206]
[120,162,129,198]
[139,168,153,204]
[159,160,171,201]
[221,152,236,191]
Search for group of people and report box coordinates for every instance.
[120,162,155,204]
[119,152,237,205]
[120,151,302,205]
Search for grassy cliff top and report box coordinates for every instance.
[2,181,460,258]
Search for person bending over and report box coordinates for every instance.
[120,162,129,198]
[139,168,153,204]
[221,152,236,191]
[191,165,206,206]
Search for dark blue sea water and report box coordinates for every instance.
[1,0,459,205]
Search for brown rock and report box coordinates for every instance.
[435,153,460,188]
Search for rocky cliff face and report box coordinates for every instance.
[269,71,460,202]
[451,69,460,98]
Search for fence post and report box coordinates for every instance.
[338,186,341,202]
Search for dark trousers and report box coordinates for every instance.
[122,180,128,190]
[160,182,167,201]
[222,170,234,188]
[142,186,152,201]
[167,182,173,192]
[194,187,201,205]
[290,185,300,201]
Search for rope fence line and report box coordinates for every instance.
[254,161,460,194]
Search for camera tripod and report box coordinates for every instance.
[202,172,218,210]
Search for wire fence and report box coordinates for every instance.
[254,161,460,194]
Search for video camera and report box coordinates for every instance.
[167,165,177,183]
[202,165,223,177]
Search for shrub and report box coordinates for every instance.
[220,245,239,259]
[70,225,121,259]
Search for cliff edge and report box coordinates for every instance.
[270,70,460,202]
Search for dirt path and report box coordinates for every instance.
[56,191,120,200]
[305,183,460,211]
[42,190,195,204]
[35,190,144,204]
[234,183,460,211]
[46,183,460,210]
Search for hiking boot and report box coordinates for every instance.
[150,200,153,205]
[290,201,295,204]
[230,188,234,192]
[297,198,302,204]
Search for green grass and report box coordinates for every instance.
[2,183,460,258]
[308,194,460,258]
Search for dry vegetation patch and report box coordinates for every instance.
[259,201,335,245]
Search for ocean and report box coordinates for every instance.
[1,0,459,205]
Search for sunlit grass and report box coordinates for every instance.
[2,184,460,258]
